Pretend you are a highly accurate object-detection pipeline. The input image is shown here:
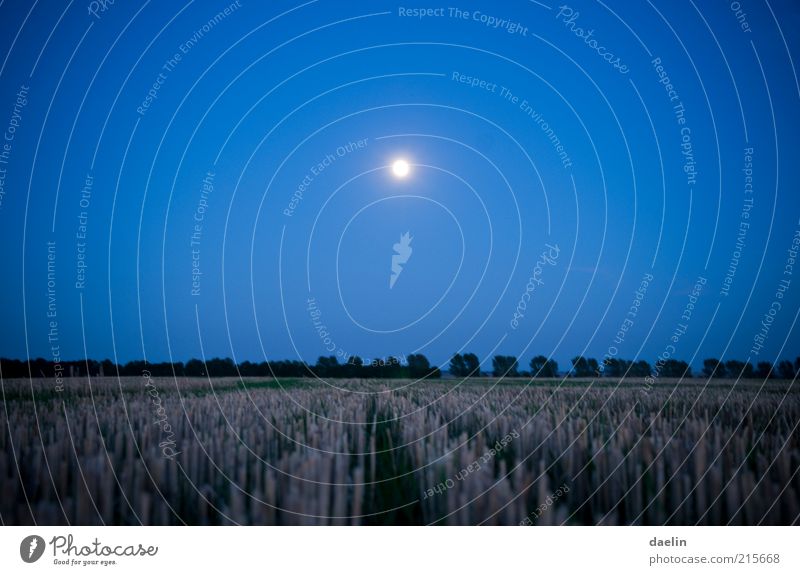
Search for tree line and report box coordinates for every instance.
[2,354,799,380]
[449,353,800,379]
[0,354,442,379]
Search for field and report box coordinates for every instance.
[1,376,798,525]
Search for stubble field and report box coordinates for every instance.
[1,376,798,525]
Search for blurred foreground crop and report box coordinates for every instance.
[1,376,798,525]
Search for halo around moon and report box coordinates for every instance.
[392,159,410,178]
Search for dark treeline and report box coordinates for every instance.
[0,354,442,380]
[2,354,799,380]
[450,353,799,379]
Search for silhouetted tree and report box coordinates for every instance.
[185,358,205,376]
[407,354,434,378]
[382,356,404,378]
[571,356,598,377]
[122,360,147,376]
[571,356,588,377]
[725,360,744,376]
[628,360,652,377]
[492,355,519,377]
[85,359,100,376]
[315,356,340,377]
[343,356,363,377]
[449,353,467,377]
[702,358,726,378]
[463,353,481,377]
[206,357,236,377]
[777,360,796,380]
[722,360,753,378]
[238,360,259,377]
[755,361,773,379]
[0,358,27,378]
[659,359,691,378]
[530,355,558,378]
[100,359,116,377]
[601,358,632,377]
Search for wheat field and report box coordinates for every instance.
[1,376,798,525]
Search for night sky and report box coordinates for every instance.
[1,0,799,372]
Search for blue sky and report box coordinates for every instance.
[1,0,799,372]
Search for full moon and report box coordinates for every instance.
[392,159,410,178]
